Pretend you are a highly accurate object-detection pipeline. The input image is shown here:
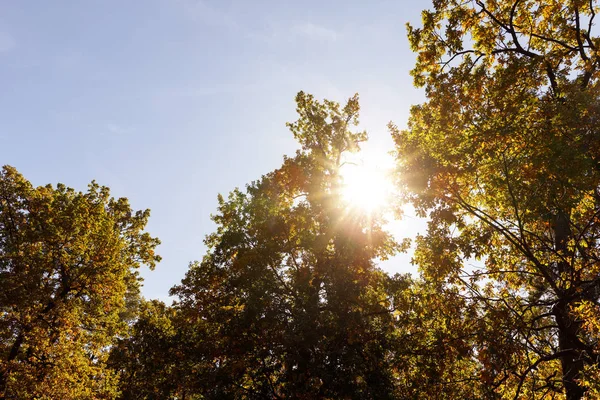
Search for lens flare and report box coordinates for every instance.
[339,153,394,214]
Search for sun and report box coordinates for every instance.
[339,153,394,214]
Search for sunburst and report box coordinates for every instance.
[339,153,394,214]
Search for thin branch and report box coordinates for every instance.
[507,0,539,58]
[513,350,573,400]
[587,0,597,50]
[574,5,589,61]
[450,189,560,294]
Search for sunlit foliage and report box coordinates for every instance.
[395,0,600,398]
[0,166,160,399]
[167,92,409,399]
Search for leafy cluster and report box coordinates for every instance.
[0,166,160,399]
[396,0,600,398]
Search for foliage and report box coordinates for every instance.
[169,92,409,399]
[0,166,160,399]
[395,0,600,398]
[109,300,185,400]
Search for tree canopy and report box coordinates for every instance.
[394,0,600,398]
[0,166,160,399]
[167,92,407,399]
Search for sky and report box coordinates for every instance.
[0,0,430,301]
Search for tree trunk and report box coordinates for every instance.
[554,300,586,400]
[0,332,24,398]
[554,210,586,400]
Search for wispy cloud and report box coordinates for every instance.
[176,0,238,30]
[0,32,16,53]
[151,82,261,105]
[54,50,84,70]
[106,123,132,135]
[292,22,339,42]
[174,2,339,46]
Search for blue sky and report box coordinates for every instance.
[0,0,429,301]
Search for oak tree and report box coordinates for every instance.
[395,0,600,398]
[171,92,406,399]
[0,166,160,399]
[108,300,184,400]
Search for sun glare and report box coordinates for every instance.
[339,153,395,214]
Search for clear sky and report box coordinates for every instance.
[0,0,430,301]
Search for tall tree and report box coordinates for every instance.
[108,300,184,400]
[170,92,407,399]
[395,0,600,398]
[0,166,160,399]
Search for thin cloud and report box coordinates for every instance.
[151,82,261,106]
[0,32,16,53]
[176,0,238,30]
[106,123,132,135]
[293,22,338,42]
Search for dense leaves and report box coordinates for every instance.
[168,92,408,399]
[0,166,160,399]
[395,0,600,398]
[108,300,184,399]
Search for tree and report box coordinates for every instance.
[0,166,160,399]
[395,0,600,398]
[108,300,183,400]
[170,92,407,399]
